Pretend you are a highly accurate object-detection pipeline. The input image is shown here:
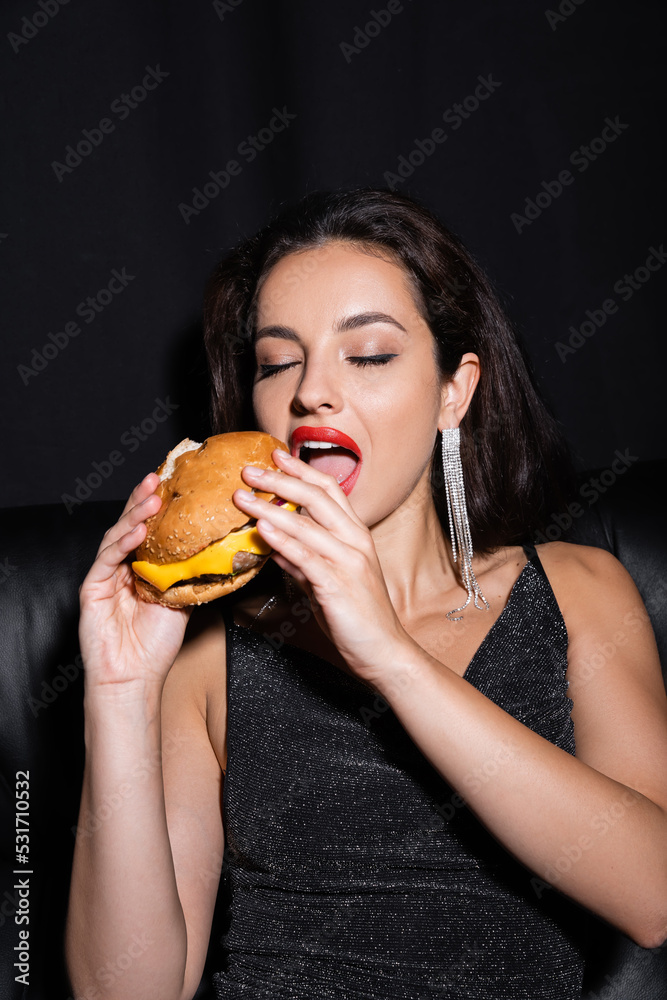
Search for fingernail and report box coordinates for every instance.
[244,466,265,477]
[238,489,257,501]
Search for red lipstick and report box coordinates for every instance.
[290,426,363,495]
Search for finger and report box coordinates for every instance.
[235,485,369,554]
[237,489,370,568]
[96,490,162,560]
[256,520,336,592]
[272,448,361,507]
[268,552,308,590]
[239,465,368,539]
[119,472,161,519]
[243,449,367,529]
[84,518,148,594]
[95,495,161,558]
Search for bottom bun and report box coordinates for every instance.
[133,557,269,608]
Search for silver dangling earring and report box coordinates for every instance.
[441,427,490,621]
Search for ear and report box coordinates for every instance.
[438,353,480,430]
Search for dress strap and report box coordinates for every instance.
[218,597,236,633]
[521,540,537,560]
[521,540,548,582]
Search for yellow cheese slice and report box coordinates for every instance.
[132,501,298,592]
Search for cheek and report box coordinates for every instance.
[251,383,294,445]
[252,380,279,418]
[251,387,274,435]
[366,379,441,481]
[370,368,441,431]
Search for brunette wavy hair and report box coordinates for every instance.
[202,187,576,554]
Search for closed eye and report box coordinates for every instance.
[348,354,398,367]
[256,355,398,380]
[256,361,299,379]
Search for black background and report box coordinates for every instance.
[2,0,665,513]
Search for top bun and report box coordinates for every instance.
[135,431,289,564]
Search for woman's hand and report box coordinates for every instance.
[233,448,411,684]
[78,473,192,691]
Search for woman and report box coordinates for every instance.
[66,189,667,999]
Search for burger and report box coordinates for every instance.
[131,431,298,607]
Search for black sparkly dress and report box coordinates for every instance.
[211,542,588,999]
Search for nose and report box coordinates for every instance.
[292,355,343,415]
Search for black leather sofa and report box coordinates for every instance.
[1,459,666,999]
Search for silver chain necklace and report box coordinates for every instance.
[251,592,280,623]
[250,570,296,624]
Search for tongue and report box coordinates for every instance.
[307,447,358,483]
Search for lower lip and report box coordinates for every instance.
[339,459,362,496]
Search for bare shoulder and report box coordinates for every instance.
[532,540,660,682]
[534,540,662,694]
[532,540,645,616]
[534,547,667,809]
[534,538,630,576]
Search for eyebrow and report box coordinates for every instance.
[253,311,408,344]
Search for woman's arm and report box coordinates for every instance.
[66,632,225,1000]
[369,543,667,948]
[233,454,667,948]
[66,679,188,999]
[65,476,224,1000]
